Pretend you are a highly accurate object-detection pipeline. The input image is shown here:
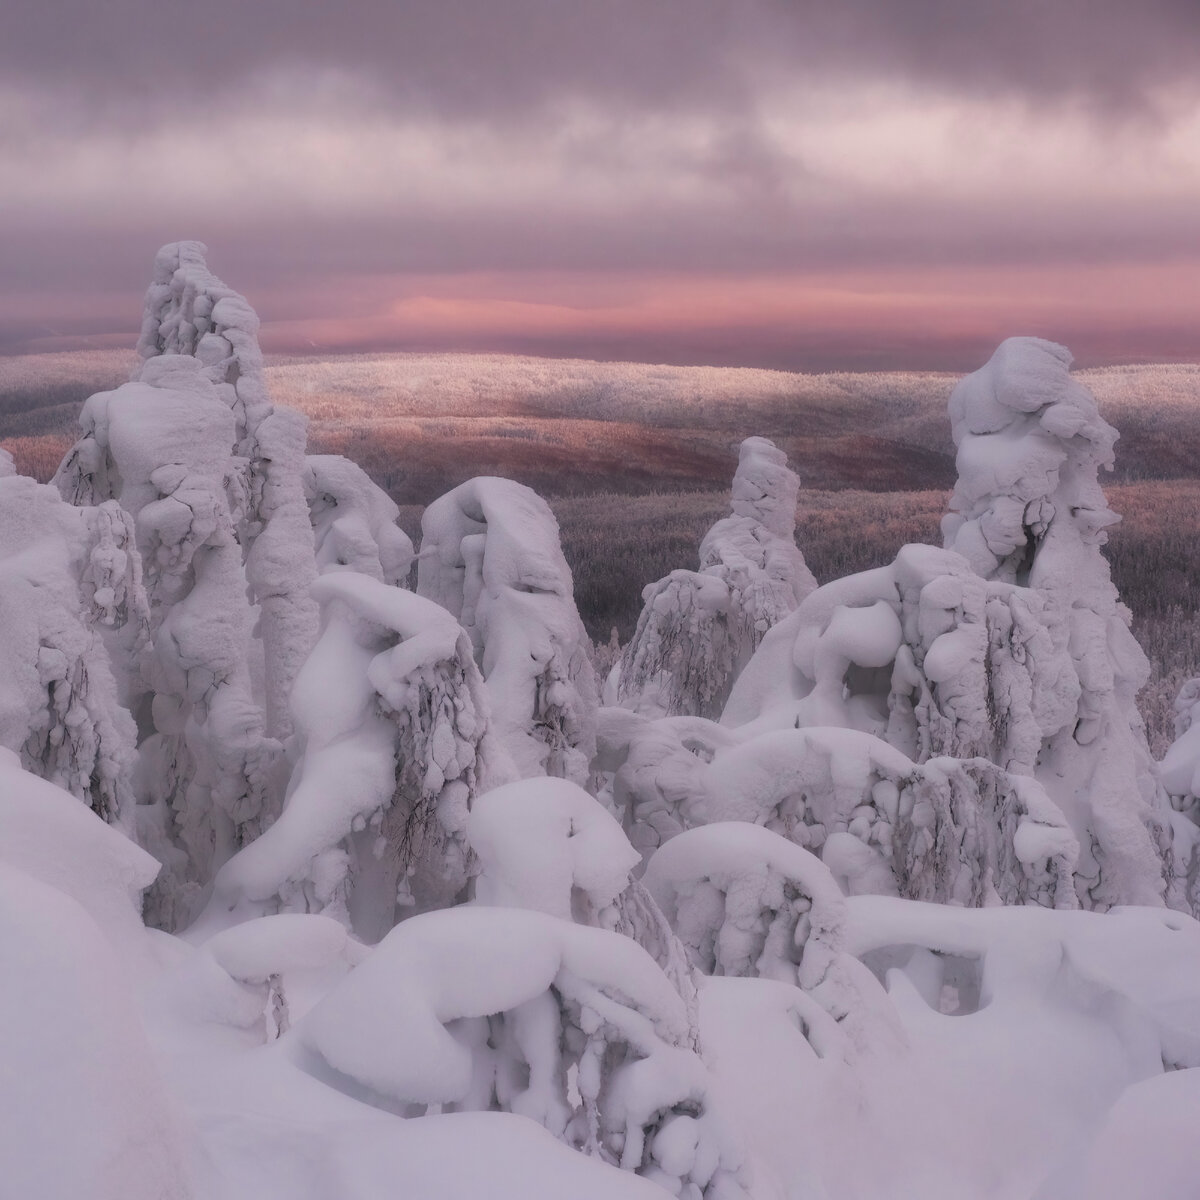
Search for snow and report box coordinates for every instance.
[0,476,140,825]
[204,571,508,941]
[616,438,816,719]
[469,776,641,922]
[9,249,1200,1200]
[304,454,414,586]
[135,242,320,741]
[1037,1069,1200,1200]
[418,476,598,784]
[0,866,192,1200]
[298,904,750,1197]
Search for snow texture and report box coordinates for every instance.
[616,438,816,719]
[0,757,189,1200]
[304,453,414,586]
[207,573,509,942]
[418,476,598,783]
[135,241,319,739]
[299,904,751,1198]
[0,475,141,825]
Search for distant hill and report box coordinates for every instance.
[3,350,1199,500]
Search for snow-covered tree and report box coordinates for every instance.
[305,453,415,585]
[205,573,510,942]
[615,437,816,719]
[418,476,598,784]
[135,240,319,739]
[940,337,1173,909]
[55,355,278,926]
[0,476,141,827]
[298,904,752,1198]
[603,708,1078,909]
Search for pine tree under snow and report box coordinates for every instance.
[6,252,1200,1200]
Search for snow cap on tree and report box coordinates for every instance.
[417,476,598,784]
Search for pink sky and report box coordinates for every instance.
[3,1,1199,369]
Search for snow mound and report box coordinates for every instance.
[0,864,189,1200]
[469,776,641,924]
[300,904,750,1198]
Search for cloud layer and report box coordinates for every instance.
[4,0,1199,366]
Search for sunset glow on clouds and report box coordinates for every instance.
[3,1,1200,367]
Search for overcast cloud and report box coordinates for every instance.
[3,0,1199,367]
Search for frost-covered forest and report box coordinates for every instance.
[5,242,1200,1200]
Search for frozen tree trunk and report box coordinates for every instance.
[135,241,320,739]
[417,477,598,785]
[616,437,816,719]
